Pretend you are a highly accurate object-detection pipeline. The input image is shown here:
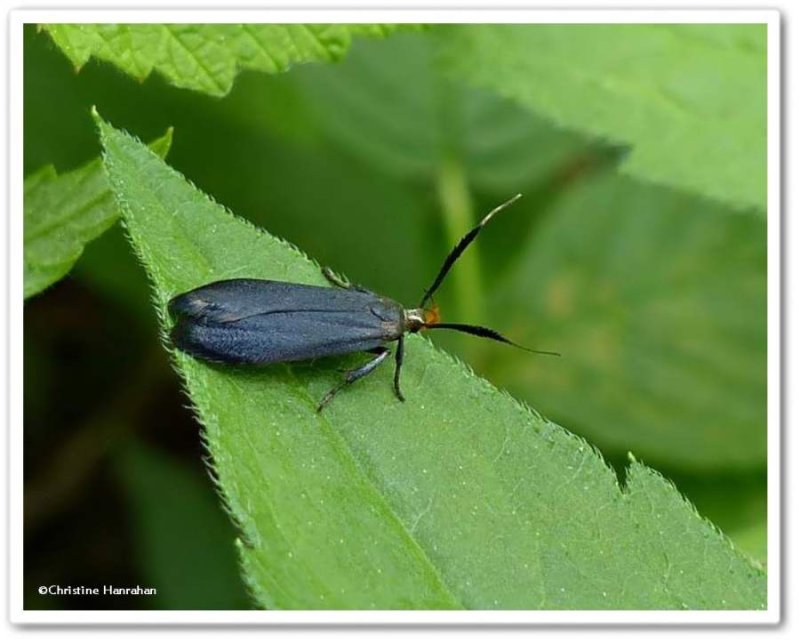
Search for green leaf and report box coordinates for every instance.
[484,173,766,471]
[438,24,767,210]
[42,24,421,97]
[96,114,765,609]
[116,439,252,609]
[23,129,172,299]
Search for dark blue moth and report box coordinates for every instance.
[169,194,558,411]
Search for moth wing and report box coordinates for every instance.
[171,309,401,364]
[168,278,381,324]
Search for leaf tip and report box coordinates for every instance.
[90,107,115,148]
[89,104,102,124]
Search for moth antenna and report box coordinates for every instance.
[425,322,560,356]
[419,194,522,309]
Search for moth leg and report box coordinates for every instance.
[335,346,384,372]
[321,266,351,289]
[393,335,406,402]
[321,267,372,294]
[317,347,391,412]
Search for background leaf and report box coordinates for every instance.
[438,24,767,210]
[295,33,597,191]
[483,173,767,471]
[23,131,172,298]
[42,24,421,97]
[97,114,765,609]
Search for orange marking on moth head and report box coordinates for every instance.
[423,304,441,326]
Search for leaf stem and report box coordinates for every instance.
[435,154,484,328]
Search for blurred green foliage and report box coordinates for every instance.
[115,439,251,609]
[23,23,768,609]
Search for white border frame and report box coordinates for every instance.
[7,8,781,626]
